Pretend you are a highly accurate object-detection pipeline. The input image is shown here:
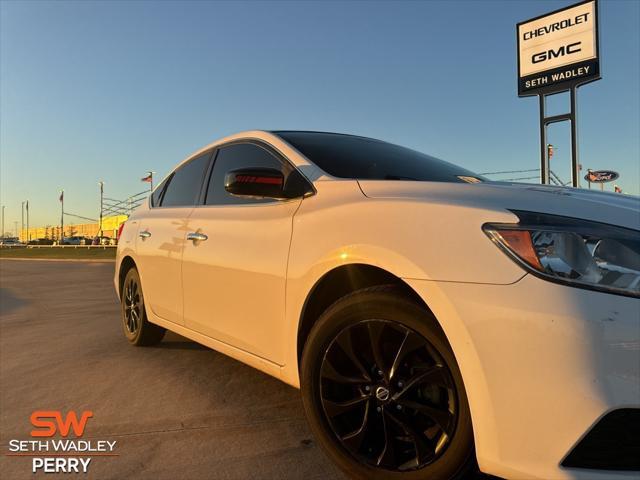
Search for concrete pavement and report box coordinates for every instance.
[0,260,343,479]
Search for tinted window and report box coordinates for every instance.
[205,143,285,205]
[161,152,211,207]
[150,177,170,207]
[275,131,484,183]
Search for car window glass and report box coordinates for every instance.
[151,176,170,207]
[161,152,211,207]
[205,143,284,205]
[275,131,484,183]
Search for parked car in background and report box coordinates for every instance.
[92,236,116,246]
[27,238,54,245]
[0,237,23,246]
[115,130,640,480]
[64,236,88,245]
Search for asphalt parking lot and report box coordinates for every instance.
[0,260,343,480]
[0,259,496,480]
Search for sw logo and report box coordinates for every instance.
[30,410,93,437]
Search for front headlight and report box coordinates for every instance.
[484,211,640,298]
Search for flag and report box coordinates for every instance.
[59,191,64,202]
[141,173,153,183]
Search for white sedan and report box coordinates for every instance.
[115,130,639,480]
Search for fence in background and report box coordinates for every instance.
[0,245,116,250]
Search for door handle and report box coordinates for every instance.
[139,230,151,239]
[187,232,208,242]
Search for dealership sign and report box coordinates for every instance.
[584,170,619,183]
[517,0,600,96]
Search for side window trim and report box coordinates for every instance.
[197,149,218,206]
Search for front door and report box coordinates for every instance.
[182,142,302,365]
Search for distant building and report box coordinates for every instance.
[22,215,127,242]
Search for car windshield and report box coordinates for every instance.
[274,131,484,183]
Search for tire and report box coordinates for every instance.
[301,286,475,480]
[121,267,165,346]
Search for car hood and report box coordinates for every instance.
[357,180,640,230]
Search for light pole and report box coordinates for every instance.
[1,205,4,239]
[60,190,64,244]
[99,181,104,237]
[21,201,24,242]
[26,201,29,242]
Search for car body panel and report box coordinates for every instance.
[135,206,193,325]
[182,198,302,364]
[359,180,640,230]
[404,274,639,480]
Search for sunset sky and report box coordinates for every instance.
[1,0,638,233]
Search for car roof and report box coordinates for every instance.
[271,130,385,143]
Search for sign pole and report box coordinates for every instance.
[538,94,549,184]
[570,87,580,187]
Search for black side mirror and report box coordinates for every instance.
[224,168,286,199]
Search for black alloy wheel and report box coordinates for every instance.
[123,275,141,335]
[120,267,166,346]
[301,286,474,480]
[320,319,458,471]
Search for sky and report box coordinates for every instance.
[1,0,639,234]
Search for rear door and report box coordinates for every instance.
[135,151,212,325]
[182,142,303,364]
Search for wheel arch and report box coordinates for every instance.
[117,255,137,299]
[296,263,445,368]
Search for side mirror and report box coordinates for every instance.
[224,168,286,199]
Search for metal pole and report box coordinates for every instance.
[1,205,4,239]
[538,94,549,185]
[26,201,29,242]
[61,190,64,244]
[570,87,580,188]
[21,201,24,243]
[99,182,104,236]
